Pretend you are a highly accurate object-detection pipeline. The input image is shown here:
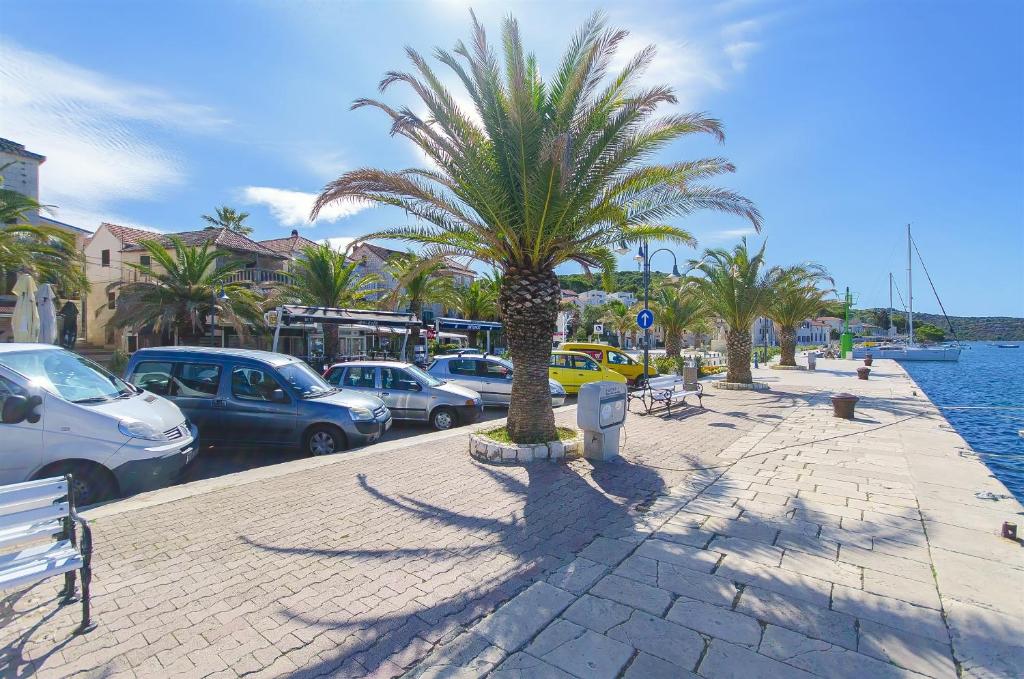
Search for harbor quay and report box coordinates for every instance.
[2,359,1021,678]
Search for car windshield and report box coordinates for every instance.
[0,349,132,403]
[404,364,443,387]
[279,362,336,398]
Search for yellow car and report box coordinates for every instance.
[548,350,627,394]
[560,342,657,385]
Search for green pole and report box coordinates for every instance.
[840,286,853,358]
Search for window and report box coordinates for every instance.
[572,355,600,371]
[231,367,282,401]
[381,367,420,391]
[140,255,151,267]
[177,363,221,397]
[549,354,572,368]
[277,362,333,398]
[1,350,131,403]
[480,360,511,379]
[101,249,110,267]
[128,361,175,396]
[107,292,116,310]
[607,351,633,365]
[449,359,477,376]
[342,366,376,389]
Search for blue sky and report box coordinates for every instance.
[2,0,1022,316]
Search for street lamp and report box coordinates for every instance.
[636,240,691,384]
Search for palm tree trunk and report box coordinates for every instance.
[500,267,559,443]
[408,300,422,361]
[467,329,479,347]
[665,331,682,358]
[726,328,753,383]
[779,325,797,366]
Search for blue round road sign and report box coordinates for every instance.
[636,309,654,329]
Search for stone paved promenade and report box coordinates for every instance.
[2,359,1022,678]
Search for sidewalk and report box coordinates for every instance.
[2,360,1021,678]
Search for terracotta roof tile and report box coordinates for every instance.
[102,222,163,246]
[259,232,320,255]
[124,227,284,258]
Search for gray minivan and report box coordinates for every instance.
[323,360,483,430]
[125,347,391,455]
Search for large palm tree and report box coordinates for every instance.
[688,239,780,384]
[766,265,834,366]
[650,283,705,357]
[275,242,381,357]
[383,251,447,359]
[440,279,497,347]
[312,12,760,442]
[202,205,254,236]
[0,187,88,295]
[110,237,263,344]
[600,300,635,348]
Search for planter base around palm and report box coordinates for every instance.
[769,364,803,370]
[712,381,770,391]
[469,431,583,464]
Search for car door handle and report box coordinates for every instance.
[213,399,227,408]
[380,392,390,396]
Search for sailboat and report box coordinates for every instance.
[853,225,961,362]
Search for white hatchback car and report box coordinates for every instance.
[0,344,198,505]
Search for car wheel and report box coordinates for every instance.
[430,407,457,431]
[304,425,347,456]
[39,462,115,506]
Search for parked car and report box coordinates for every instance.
[323,360,482,430]
[125,347,391,456]
[548,350,628,394]
[427,352,566,407]
[0,344,198,504]
[559,342,657,385]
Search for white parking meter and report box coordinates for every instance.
[577,381,628,461]
[807,352,817,371]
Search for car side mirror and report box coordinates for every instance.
[271,388,289,403]
[2,394,41,424]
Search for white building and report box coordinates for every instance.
[796,319,831,345]
[577,290,608,307]
[751,316,779,347]
[608,291,636,306]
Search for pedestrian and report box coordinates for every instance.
[60,300,79,349]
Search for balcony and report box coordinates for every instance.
[224,268,290,285]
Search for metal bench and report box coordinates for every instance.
[628,375,703,416]
[0,475,96,634]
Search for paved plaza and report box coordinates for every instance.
[2,359,1022,678]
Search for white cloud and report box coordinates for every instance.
[322,236,357,253]
[706,227,755,242]
[0,42,226,230]
[241,186,373,227]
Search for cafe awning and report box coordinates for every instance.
[278,305,420,328]
[434,317,502,332]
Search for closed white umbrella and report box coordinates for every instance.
[36,283,58,345]
[12,273,40,342]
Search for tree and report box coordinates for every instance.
[202,206,254,236]
[383,251,448,359]
[601,300,635,347]
[110,237,263,344]
[688,240,780,384]
[275,242,382,357]
[765,264,834,366]
[440,279,497,347]
[0,187,88,296]
[891,313,908,334]
[915,323,945,343]
[312,12,760,442]
[572,303,608,342]
[650,283,705,357]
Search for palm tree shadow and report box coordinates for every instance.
[0,584,78,678]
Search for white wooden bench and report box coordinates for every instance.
[628,375,703,416]
[0,475,96,633]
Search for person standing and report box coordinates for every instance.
[60,300,79,349]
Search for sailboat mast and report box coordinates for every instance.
[888,273,893,336]
[907,224,914,345]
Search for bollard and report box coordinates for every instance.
[1003,522,1018,540]
[831,393,859,419]
[864,354,873,366]
[857,367,870,380]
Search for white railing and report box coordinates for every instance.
[224,268,289,285]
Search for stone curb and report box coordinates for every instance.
[712,381,771,391]
[468,432,583,464]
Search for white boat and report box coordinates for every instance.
[854,225,960,362]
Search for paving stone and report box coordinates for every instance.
[775,532,839,560]
[546,558,607,596]
[708,535,784,567]
[634,539,721,573]
[780,549,862,587]
[944,598,1024,679]
[703,516,780,544]
[578,537,636,566]
[760,625,926,679]
[525,619,587,657]
[838,544,934,584]
[590,574,672,616]
[657,562,737,607]
[474,582,576,652]
[561,595,634,634]
[624,651,700,679]
[653,524,715,548]
[698,638,816,679]
[612,555,658,586]
[491,652,575,679]
[715,555,832,607]
[863,568,942,610]
[666,597,762,647]
[832,585,949,643]
[607,610,704,669]
[736,586,857,650]
[858,619,958,678]
[929,547,1024,619]
[535,629,633,679]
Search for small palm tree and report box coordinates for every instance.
[313,13,760,441]
[650,283,705,357]
[202,206,253,236]
[688,239,781,384]
[0,187,88,295]
[601,300,636,348]
[383,251,448,358]
[766,265,834,366]
[110,237,263,344]
[275,243,381,357]
[440,279,497,347]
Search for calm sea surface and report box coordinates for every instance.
[901,342,1024,502]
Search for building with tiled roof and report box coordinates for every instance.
[122,226,284,259]
[258,229,320,256]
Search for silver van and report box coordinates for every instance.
[0,344,198,504]
[324,360,482,430]
[427,353,566,407]
[125,347,391,456]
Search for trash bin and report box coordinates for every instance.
[807,352,817,371]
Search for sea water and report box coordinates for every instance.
[901,342,1024,502]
